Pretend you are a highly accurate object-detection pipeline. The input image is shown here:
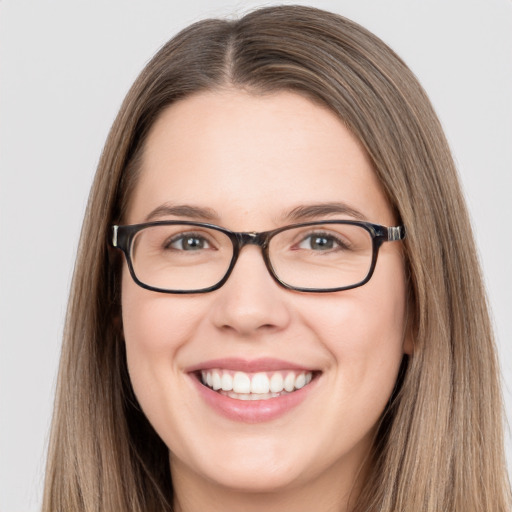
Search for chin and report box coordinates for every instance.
[201,459,307,494]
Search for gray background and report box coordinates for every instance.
[1,1,511,510]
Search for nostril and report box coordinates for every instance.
[223,324,280,335]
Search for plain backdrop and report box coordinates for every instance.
[1,1,511,510]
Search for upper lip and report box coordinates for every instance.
[185,357,316,373]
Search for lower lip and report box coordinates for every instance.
[190,374,317,423]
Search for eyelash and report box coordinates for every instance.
[164,232,213,251]
[295,231,351,251]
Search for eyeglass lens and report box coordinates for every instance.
[129,222,374,292]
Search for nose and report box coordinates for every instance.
[210,245,292,337]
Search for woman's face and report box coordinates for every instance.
[122,90,410,503]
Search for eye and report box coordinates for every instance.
[166,233,212,251]
[297,232,347,251]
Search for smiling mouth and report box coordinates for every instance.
[199,369,315,401]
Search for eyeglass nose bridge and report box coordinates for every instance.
[234,231,269,249]
[223,231,277,285]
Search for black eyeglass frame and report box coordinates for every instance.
[111,220,405,294]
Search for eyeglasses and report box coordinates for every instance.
[111,220,405,294]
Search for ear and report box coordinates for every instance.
[403,325,414,355]
[113,311,123,333]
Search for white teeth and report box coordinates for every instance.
[284,372,295,392]
[226,391,282,401]
[221,373,233,391]
[251,372,270,394]
[269,373,284,393]
[200,369,314,398]
[295,373,306,389]
[233,372,251,393]
[212,371,222,391]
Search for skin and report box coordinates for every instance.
[121,89,411,512]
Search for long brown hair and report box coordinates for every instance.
[43,5,511,511]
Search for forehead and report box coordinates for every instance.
[127,89,394,228]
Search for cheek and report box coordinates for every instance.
[301,258,408,399]
[304,283,406,358]
[120,268,199,397]
[121,265,198,350]
[120,268,208,446]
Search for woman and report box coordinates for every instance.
[42,5,511,511]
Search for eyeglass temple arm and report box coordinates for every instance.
[387,226,405,241]
[112,226,118,247]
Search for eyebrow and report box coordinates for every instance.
[144,203,220,222]
[283,202,368,222]
[144,201,367,225]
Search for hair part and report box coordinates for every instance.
[43,6,511,511]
